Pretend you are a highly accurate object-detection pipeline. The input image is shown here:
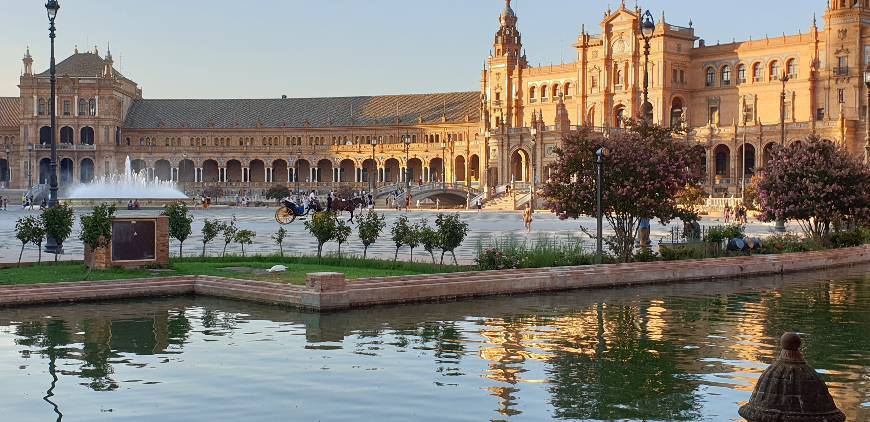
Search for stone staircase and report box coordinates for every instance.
[484,195,516,211]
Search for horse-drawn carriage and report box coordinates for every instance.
[274,197,323,225]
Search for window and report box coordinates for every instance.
[783,99,791,120]
[590,76,598,89]
[37,98,45,116]
[528,87,536,103]
[705,67,716,87]
[78,99,86,116]
[838,89,846,103]
[816,108,825,121]
[672,69,678,83]
[62,100,71,116]
[708,106,720,125]
[737,65,746,84]
[743,103,755,124]
[564,82,572,97]
[721,66,731,86]
[615,69,624,88]
[786,59,797,78]
[770,61,780,80]
[552,84,560,98]
[753,63,762,82]
[540,85,548,102]
[836,56,848,76]
[88,99,96,116]
[679,70,685,83]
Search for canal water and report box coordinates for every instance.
[0,265,867,421]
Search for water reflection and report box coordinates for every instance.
[0,265,867,421]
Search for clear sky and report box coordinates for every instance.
[0,0,824,99]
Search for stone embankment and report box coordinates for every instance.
[1,246,868,311]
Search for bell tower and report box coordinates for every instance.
[22,47,33,76]
[486,0,527,129]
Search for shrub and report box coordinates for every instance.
[41,203,75,262]
[705,224,744,243]
[162,202,194,258]
[659,244,708,261]
[436,213,468,265]
[272,227,287,257]
[79,203,116,270]
[265,185,291,201]
[390,215,412,261]
[201,219,223,257]
[334,218,352,258]
[357,211,386,259]
[760,233,810,254]
[304,211,337,258]
[15,216,45,266]
[221,216,238,257]
[418,222,439,264]
[233,229,256,257]
[829,229,865,248]
[476,247,522,270]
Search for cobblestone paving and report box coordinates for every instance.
[0,206,794,265]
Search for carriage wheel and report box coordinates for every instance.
[274,207,296,225]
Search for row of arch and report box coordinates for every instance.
[38,126,95,145]
[36,98,97,116]
[528,81,574,102]
[121,133,474,148]
[704,59,797,88]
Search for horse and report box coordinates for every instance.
[330,197,367,223]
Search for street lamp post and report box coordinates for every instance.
[864,68,870,165]
[403,134,412,209]
[27,144,33,190]
[640,10,655,122]
[44,0,62,256]
[775,73,790,233]
[440,142,446,187]
[529,127,537,212]
[369,137,378,195]
[4,144,9,189]
[595,147,610,265]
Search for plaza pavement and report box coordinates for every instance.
[0,206,795,265]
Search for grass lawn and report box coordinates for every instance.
[0,255,472,286]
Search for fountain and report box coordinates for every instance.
[64,156,188,201]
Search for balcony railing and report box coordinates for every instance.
[833,67,849,77]
[35,143,96,151]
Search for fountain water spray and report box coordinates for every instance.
[64,156,188,200]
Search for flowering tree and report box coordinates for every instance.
[757,137,870,238]
[541,121,702,262]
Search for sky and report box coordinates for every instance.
[0,0,825,99]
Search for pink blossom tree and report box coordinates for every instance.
[757,137,870,238]
[541,121,703,262]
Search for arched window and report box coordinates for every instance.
[552,84,560,98]
[752,63,763,82]
[37,98,45,116]
[770,61,780,80]
[88,99,96,116]
[564,82,572,97]
[737,64,746,84]
[615,69,624,87]
[540,85,548,102]
[721,65,731,86]
[78,98,86,116]
[528,86,536,102]
[705,67,716,87]
[786,59,797,78]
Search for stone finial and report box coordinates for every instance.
[738,333,845,422]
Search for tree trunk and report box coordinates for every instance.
[202,242,207,258]
[429,251,435,264]
[37,244,42,264]
[410,248,414,262]
[279,243,283,257]
[451,250,457,265]
[338,243,342,259]
[241,244,245,257]
[394,246,399,261]
[363,245,368,259]
[179,242,183,259]
[18,244,24,266]
[440,251,445,265]
[223,243,228,257]
[317,243,323,258]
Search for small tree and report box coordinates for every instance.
[304,211,337,258]
[436,213,468,265]
[390,215,412,261]
[15,216,45,266]
[234,229,256,257]
[79,203,116,271]
[41,203,75,262]
[162,202,194,258]
[272,227,287,257]
[357,210,386,259]
[221,216,238,257]
[335,218,352,258]
[418,220,439,264]
[757,137,870,238]
[406,221,423,262]
[201,219,222,257]
[265,185,292,201]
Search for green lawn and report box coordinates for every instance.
[0,256,472,286]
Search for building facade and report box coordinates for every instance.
[1,0,869,202]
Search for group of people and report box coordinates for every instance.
[724,203,748,225]
[126,199,141,210]
[0,196,7,210]
[20,195,46,210]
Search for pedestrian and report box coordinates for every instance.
[435,197,440,210]
[326,191,333,212]
[724,203,731,224]
[367,194,374,210]
[639,217,651,250]
[476,197,482,212]
[523,204,533,233]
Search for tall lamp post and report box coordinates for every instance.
[27,144,33,190]
[864,68,870,165]
[595,147,610,264]
[44,0,62,256]
[529,127,537,212]
[439,141,446,186]
[368,137,378,194]
[4,144,9,189]
[639,10,655,122]
[775,72,791,233]
[403,134,412,208]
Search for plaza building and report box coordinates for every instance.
[1,0,869,205]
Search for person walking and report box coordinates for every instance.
[724,203,731,224]
[639,217,652,250]
[523,204,533,233]
[476,197,482,213]
[326,191,333,212]
[367,194,374,210]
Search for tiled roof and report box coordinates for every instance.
[123,92,481,129]
[37,52,124,79]
[0,97,21,128]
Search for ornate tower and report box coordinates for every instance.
[22,47,33,76]
[486,0,527,129]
